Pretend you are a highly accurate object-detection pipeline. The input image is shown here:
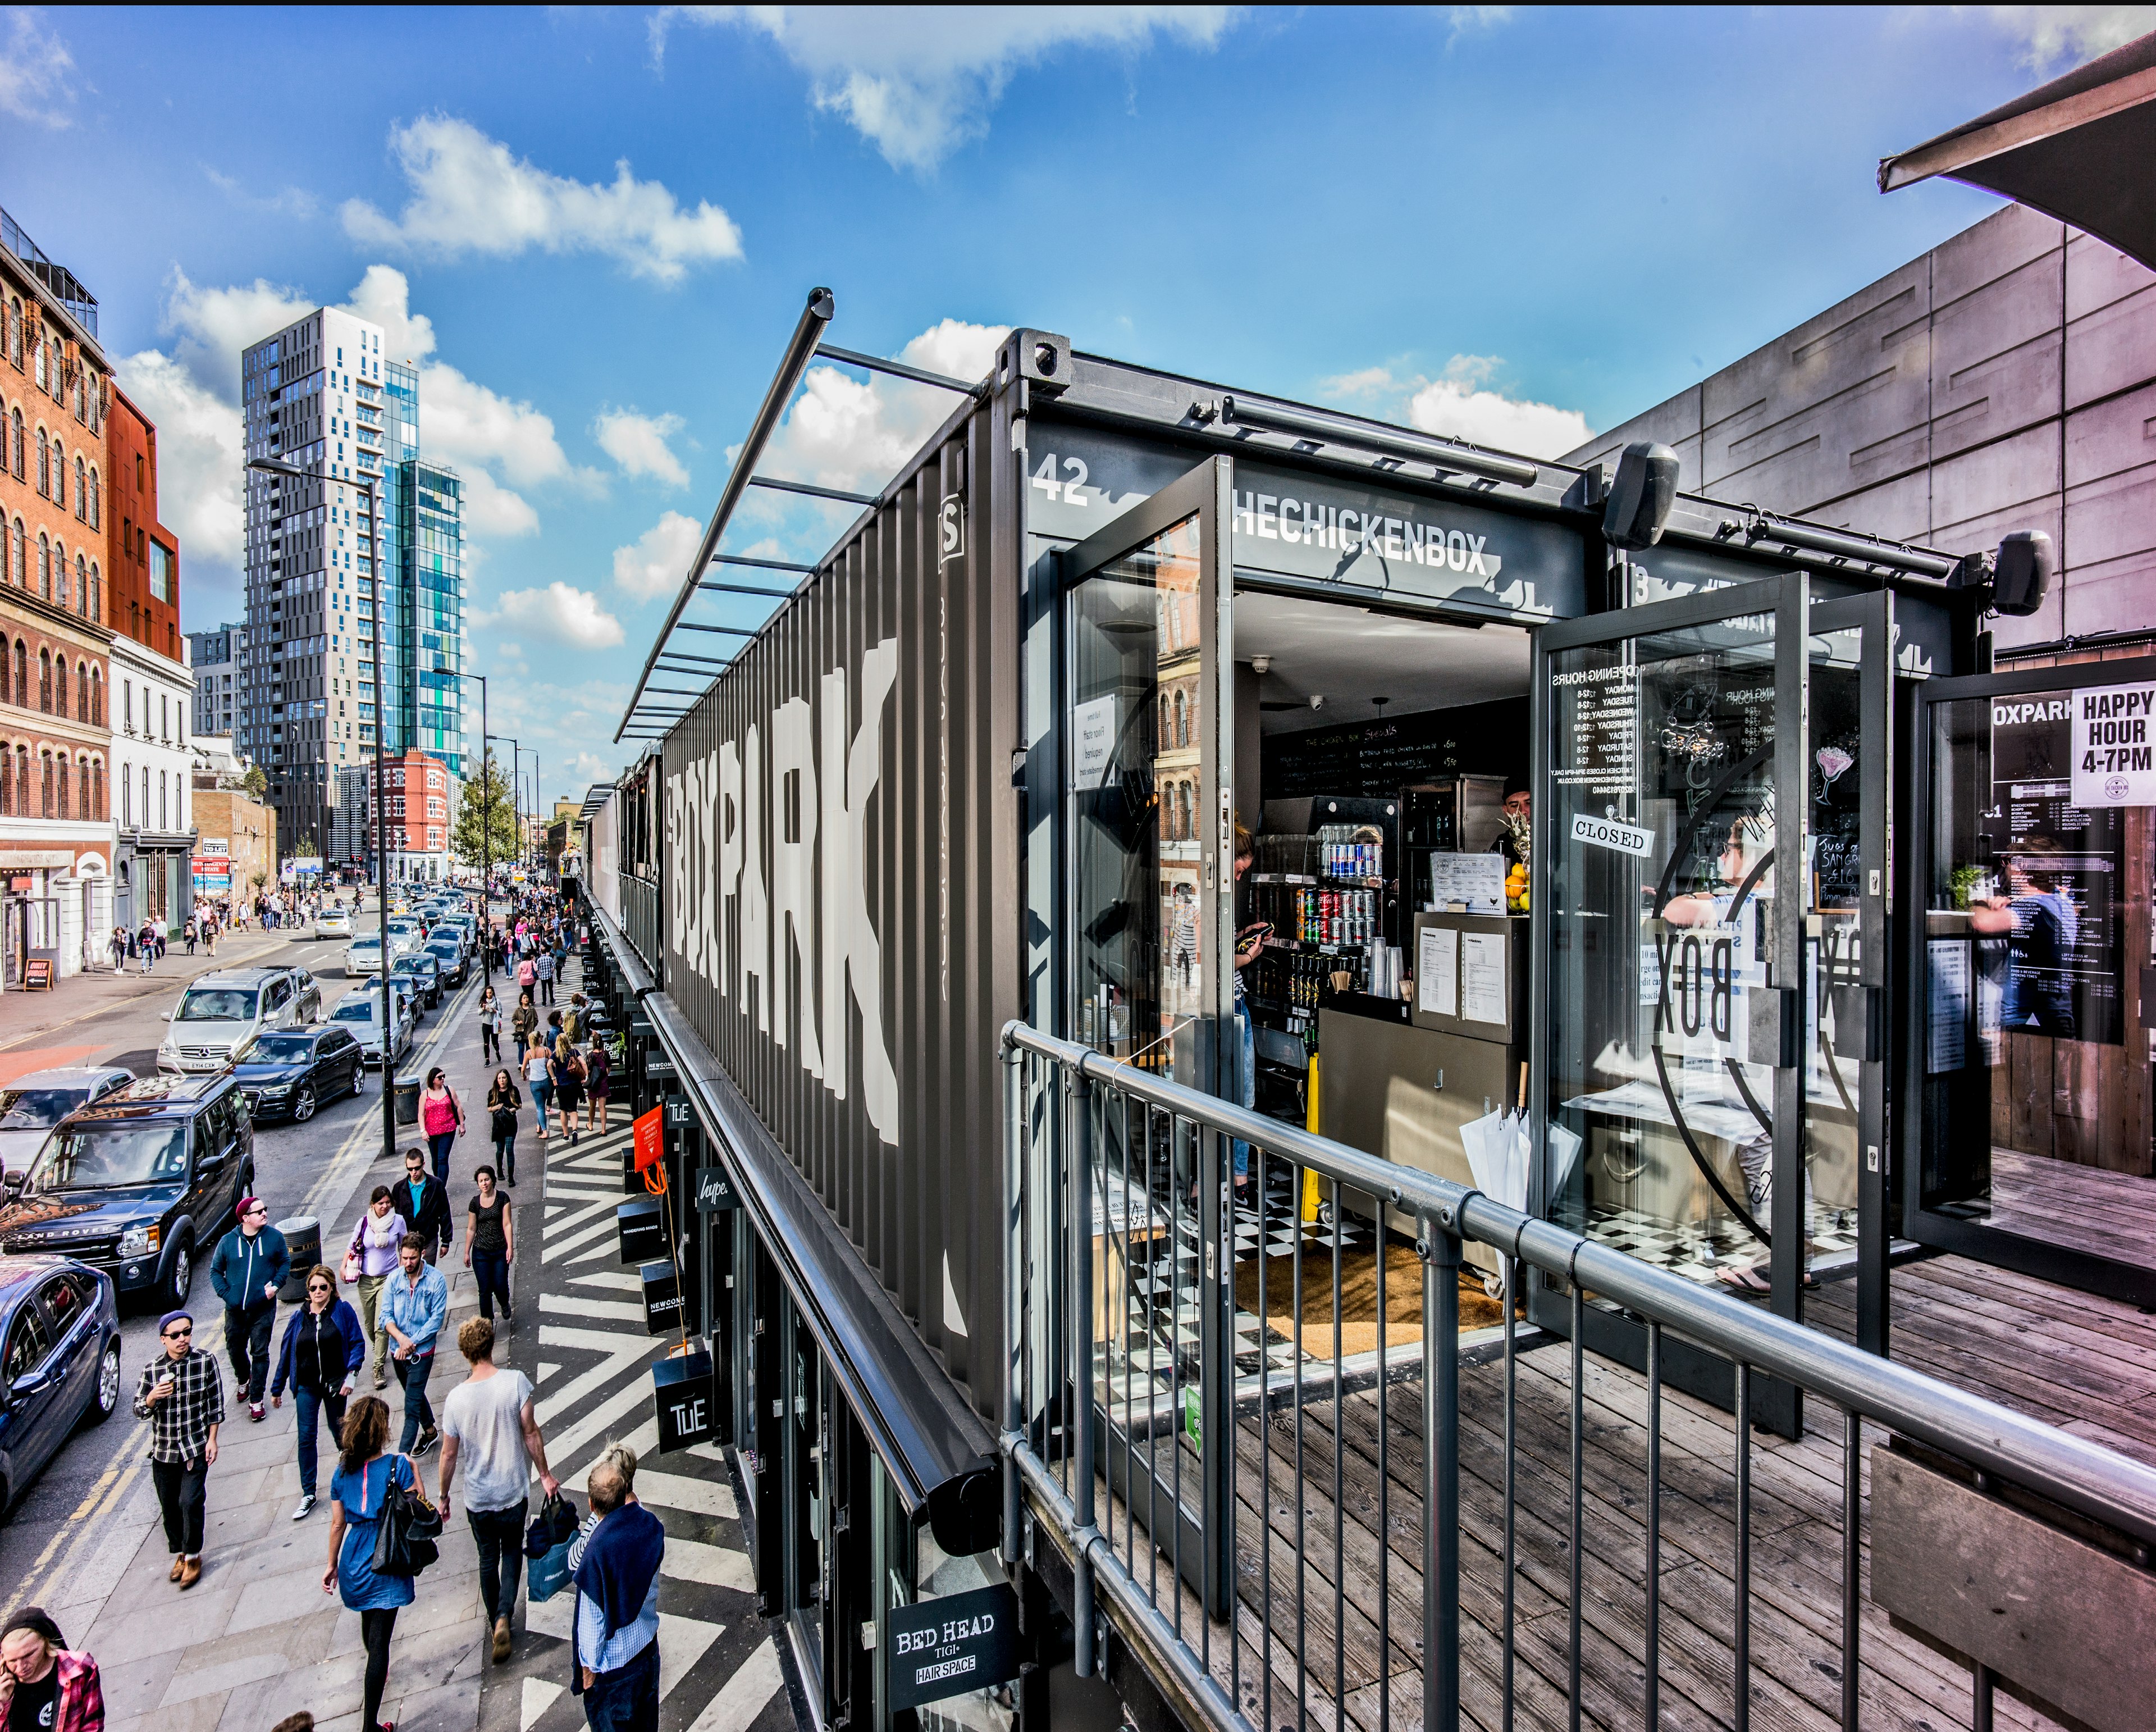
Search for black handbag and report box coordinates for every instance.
[371,1458,444,1577]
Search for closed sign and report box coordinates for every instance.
[1571,811,1655,856]
[887,1583,1022,1711]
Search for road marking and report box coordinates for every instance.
[570,1273,642,1293]
[538,1293,646,1324]
[659,1614,724,1705]
[661,1537,756,1593]
[533,1339,662,1426]
[637,1470,738,1520]
[683,1643,784,1732]
[520,1678,563,1731]
[541,1215,625,1265]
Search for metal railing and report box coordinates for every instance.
[1000,1022,2156,1732]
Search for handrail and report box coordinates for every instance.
[1001,1019,2156,1551]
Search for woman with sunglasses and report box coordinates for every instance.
[132,1309,224,1589]
[270,1264,367,1522]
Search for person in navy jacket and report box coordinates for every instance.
[209,1197,291,1420]
[270,1262,367,1521]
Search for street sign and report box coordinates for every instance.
[651,1348,715,1453]
[886,1583,1024,1712]
[692,1165,739,1214]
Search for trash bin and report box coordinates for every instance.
[395,1077,422,1126]
[277,1215,321,1301]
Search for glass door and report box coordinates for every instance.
[1059,454,1236,1612]
[1533,574,1894,1432]
[1907,654,2156,1310]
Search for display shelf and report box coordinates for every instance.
[1249,872,1386,888]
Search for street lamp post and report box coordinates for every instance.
[490,734,520,887]
[437,664,491,987]
[248,454,396,1172]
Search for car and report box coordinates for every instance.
[0,1257,124,1511]
[423,935,468,987]
[0,1073,254,1310]
[0,1068,135,1196]
[157,967,322,1074]
[344,935,385,976]
[314,907,354,941]
[384,918,424,961]
[232,1027,367,1123]
[328,986,414,1067]
[391,951,442,1011]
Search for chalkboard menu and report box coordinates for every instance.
[1263,697,1527,800]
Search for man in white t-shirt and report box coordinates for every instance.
[438,1316,560,1663]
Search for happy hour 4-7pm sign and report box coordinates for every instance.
[2070,681,2156,808]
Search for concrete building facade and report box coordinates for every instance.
[0,203,116,981]
[1568,205,2156,654]
[187,620,241,739]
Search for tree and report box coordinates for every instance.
[240,765,268,797]
[453,751,520,872]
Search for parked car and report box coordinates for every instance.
[156,967,322,1075]
[0,1073,255,1310]
[391,951,442,1011]
[344,935,384,977]
[314,907,354,941]
[328,986,415,1068]
[424,933,468,987]
[0,1257,123,1511]
[0,1068,135,1196]
[231,1027,366,1123]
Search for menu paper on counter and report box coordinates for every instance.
[1425,851,1507,914]
[1418,925,1459,1018]
[1460,932,1508,1026]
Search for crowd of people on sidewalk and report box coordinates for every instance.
[107,882,669,1732]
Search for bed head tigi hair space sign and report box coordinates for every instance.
[657,419,1020,1410]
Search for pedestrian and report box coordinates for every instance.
[321,1397,422,1732]
[270,1264,366,1521]
[550,1035,585,1145]
[583,1036,611,1137]
[486,1068,522,1186]
[419,1069,465,1184]
[205,913,218,957]
[570,1457,665,1732]
[437,1316,558,1666]
[565,1443,640,1572]
[380,1236,447,1456]
[136,921,156,976]
[391,1146,454,1265]
[524,1037,553,1143]
[463,1166,514,1325]
[561,993,584,1044]
[0,1608,104,1732]
[344,1187,410,1389]
[108,926,125,974]
[185,914,199,956]
[477,985,502,1064]
[511,988,538,1056]
[209,1196,290,1423]
[516,951,537,998]
[133,1308,223,1589]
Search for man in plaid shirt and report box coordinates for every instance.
[133,1307,225,1589]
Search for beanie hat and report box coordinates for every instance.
[158,1308,193,1333]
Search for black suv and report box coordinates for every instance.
[0,1074,253,1311]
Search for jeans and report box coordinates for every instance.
[470,1499,528,1623]
[152,1455,208,1555]
[360,1608,398,1731]
[493,1130,516,1184]
[472,1250,511,1319]
[355,1273,389,1373]
[581,1638,659,1732]
[225,1301,277,1403]
[428,1130,457,1183]
[394,1349,436,1450]
[539,977,555,1005]
[531,1081,552,1125]
[294,1384,349,1499]
[1231,1007,1255,1180]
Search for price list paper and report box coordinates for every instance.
[1553,660,1637,800]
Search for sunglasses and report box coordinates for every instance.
[163,1325,193,1338]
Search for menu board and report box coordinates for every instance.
[1424,850,1506,913]
[1979,699,2125,1046]
[1262,697,1527,799]
[1552,660,1637,798]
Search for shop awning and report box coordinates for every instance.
[588,901,658,998]
[1879,31,2156,271]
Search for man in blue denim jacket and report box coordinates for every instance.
[380,1236,449,1454]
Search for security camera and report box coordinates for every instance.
[1310,694,1324,711]
[1250,655,1272,675]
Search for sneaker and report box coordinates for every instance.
[291,1494,317,1521]
[249,1402,266,1423]
[415,1427,440,1457]
[374,1369,388,1390]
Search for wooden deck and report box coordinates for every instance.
[1127,1250,2156,1731]
[1981,1147,2156,1276]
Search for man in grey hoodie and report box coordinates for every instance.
[209,1198,290,1421]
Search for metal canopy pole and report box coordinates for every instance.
[615,287,834,740]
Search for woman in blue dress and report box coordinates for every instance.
[320,1396,421,1732]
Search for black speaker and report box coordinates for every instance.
[1992,529,2053,617]
[1602,441,1679,550]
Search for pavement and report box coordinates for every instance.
[1,932,801,1732]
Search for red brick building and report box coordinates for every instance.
[0,206,116,981]
[369,749,454,883]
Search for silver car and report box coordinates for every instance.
[0,1066,134,1193]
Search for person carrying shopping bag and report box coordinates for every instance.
[438,1316,559,1666]
[549,1036,585,1146]
[321,1397,427,1732]
[271,1265,366,1521]
[344,1189,410,1389]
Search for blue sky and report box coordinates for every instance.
[2,3,2144,803]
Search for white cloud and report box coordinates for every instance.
[1444,5,1513,47]
[613,509,704,603]
[456,468,542,539]
[342,262,437,363]
[1974,5,2155,68]
[162,268,316,404]
[595,408,689,487]
[341,116,743,283]
[568,750,618,785]
[655,6,1236,170]
[1321,355,1592,461]
[112,349,246,588]
[487,582,625,650]
[0,8,76,128]
[761,317,1008,495]
[419,362,581,493]
[203,168,319,221]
